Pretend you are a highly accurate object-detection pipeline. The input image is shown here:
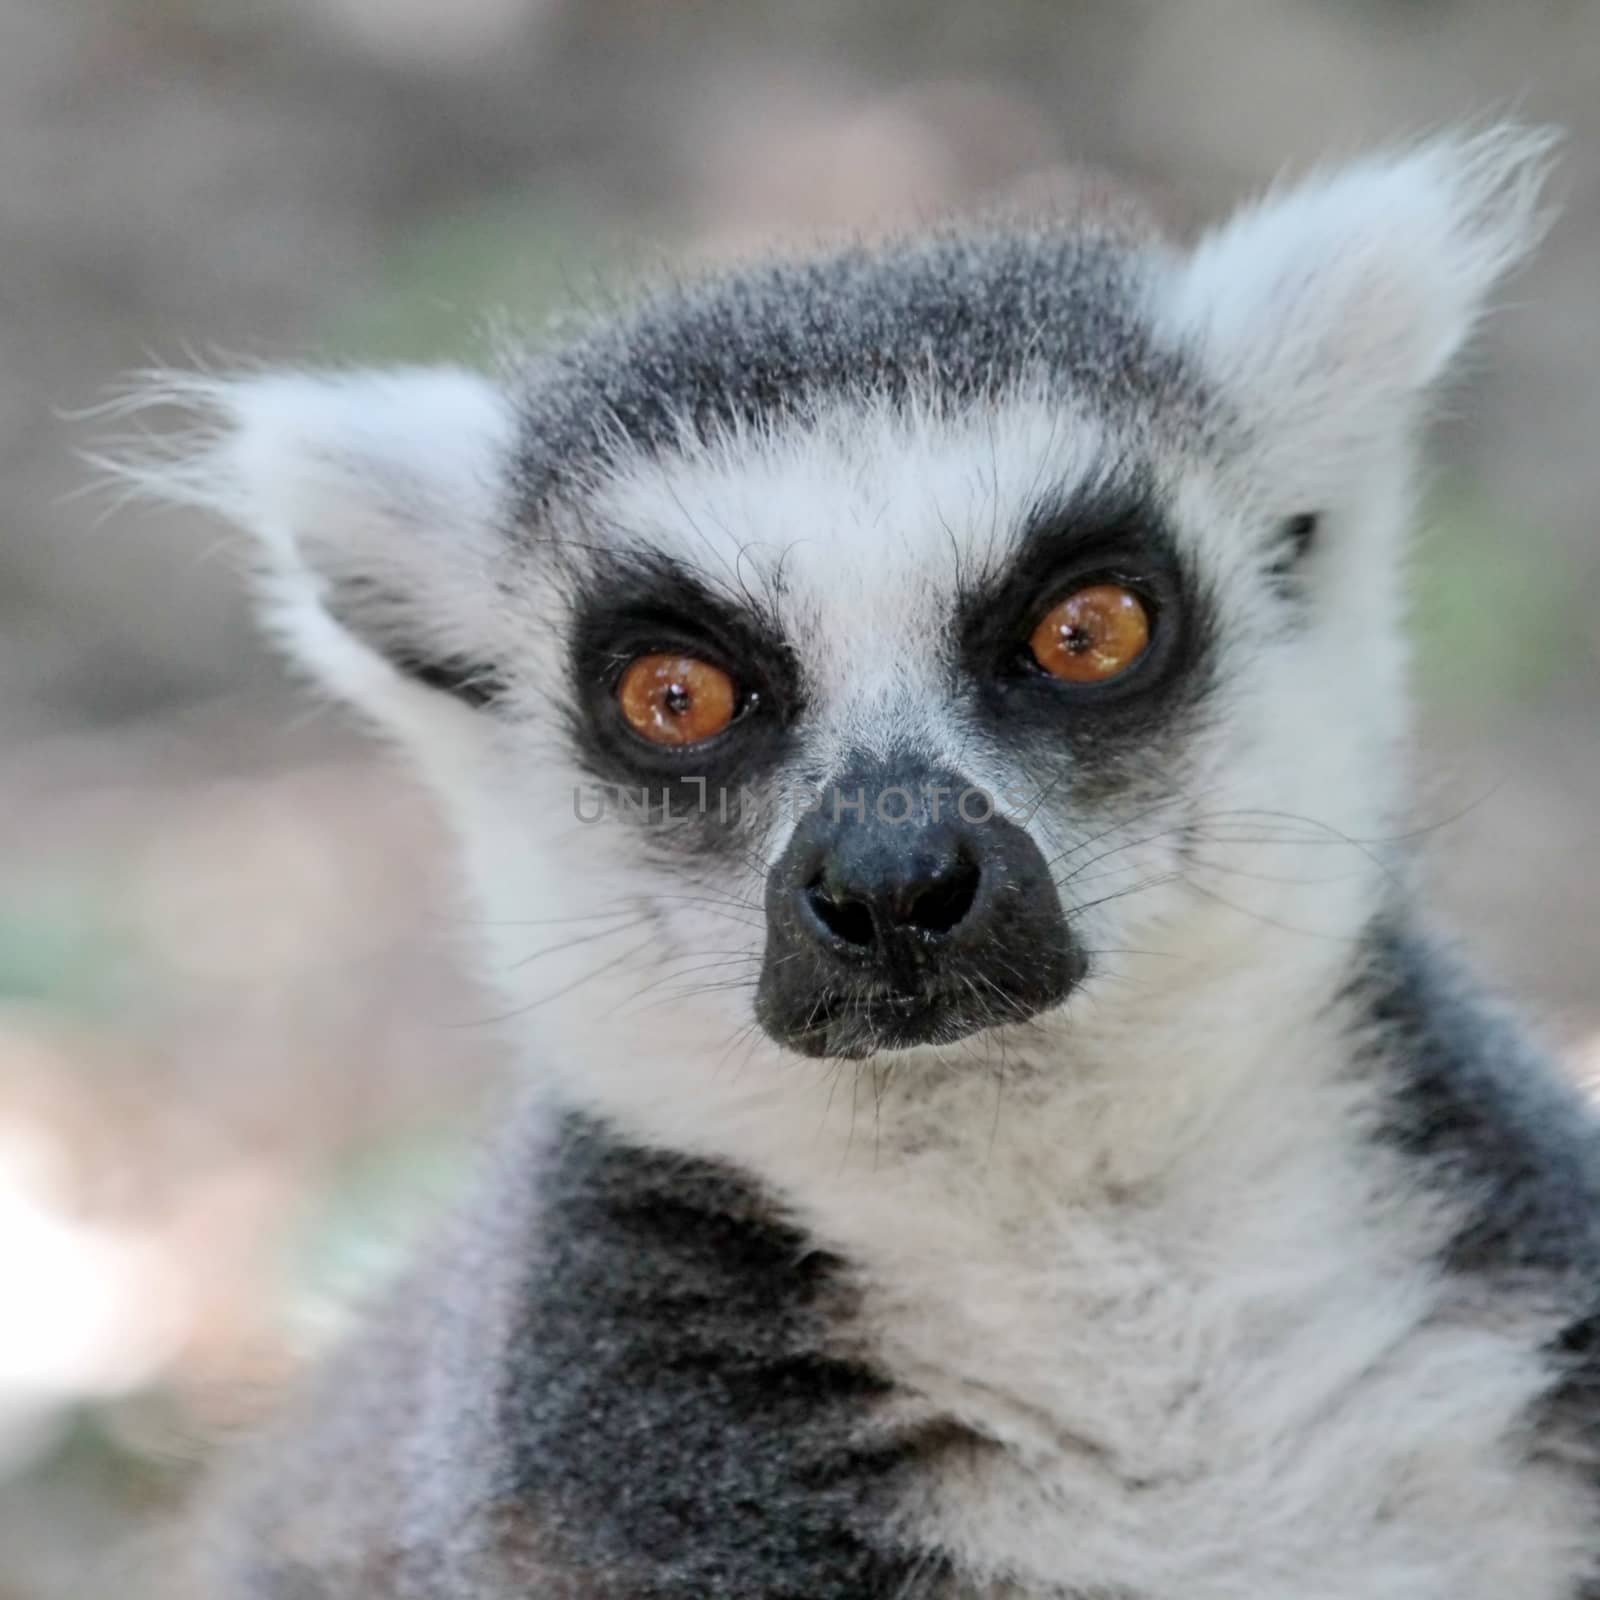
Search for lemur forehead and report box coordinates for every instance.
[508,208,1207,518]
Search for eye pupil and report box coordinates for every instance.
[663,684,692,715]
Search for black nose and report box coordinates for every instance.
[803,834,981,949]
[757,758,1081,1058]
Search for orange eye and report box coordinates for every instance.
[1028,584,1151,684]
[617,653,738,747]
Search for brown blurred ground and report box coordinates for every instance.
[1,2,1598,1594]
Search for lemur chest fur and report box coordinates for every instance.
[755,1075,1580,1600]
[854,1173,1586,1600]
[509,1013,1596,1600]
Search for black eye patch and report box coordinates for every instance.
[564,551,801,825]
[957,481,1194,692]
[954,480,1219,803]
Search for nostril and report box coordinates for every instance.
[805,876,876,947]
[799,846,984,951]
[905,852,980,936]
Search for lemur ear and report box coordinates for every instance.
[118,368,519,732]
[1166,126,1556,482]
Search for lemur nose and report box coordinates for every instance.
[803,842,982,949]
[758,755,1078,1056]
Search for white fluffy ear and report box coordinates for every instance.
[115,367,520,728]
[1167,126,1556,482]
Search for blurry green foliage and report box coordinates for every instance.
[0,892,132,1021]
[1412,487,1588,714]
[283,1124,478,1351]
[26,1402,193,1509]
[323,194,637,365]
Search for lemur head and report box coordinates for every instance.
[136,130,1551,1145]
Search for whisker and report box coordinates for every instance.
[507,916,652,971]
[1176,876,1364,943]
[458,935,662,1026]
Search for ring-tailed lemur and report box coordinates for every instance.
[134,128,1600,1598]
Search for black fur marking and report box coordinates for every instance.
[395,652,508,709]
[1352,920,1600,1279]
[510,227,1204,513]
[1280,511,1319,561]
[958,478,1221,811]
[324,575,509,709]
[1264,512,1320,599]
[1349,918,1600,1568]
[563,548,802,848]
[499,1115,949,1599]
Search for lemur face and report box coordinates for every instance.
[133,129,1549,1107]
[550,396,1232,1065]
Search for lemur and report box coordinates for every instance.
[132,128,1600,1598]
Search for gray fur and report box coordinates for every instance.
[509,209,1209,512]
[1355,924,1600,1282]
[195,945,1600,1597]
[494,1114,944,1598]
[1350,924,1600,1519]
[194,1111,953,1598]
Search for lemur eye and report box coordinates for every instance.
[1028,584,1151,684]
[617,653,737,747]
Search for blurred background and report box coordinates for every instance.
[1,0,1597,1592]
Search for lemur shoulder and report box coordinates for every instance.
[131,128,1600,1598]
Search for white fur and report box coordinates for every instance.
[1164,125,1555,501]
[124,130,1589,1597]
